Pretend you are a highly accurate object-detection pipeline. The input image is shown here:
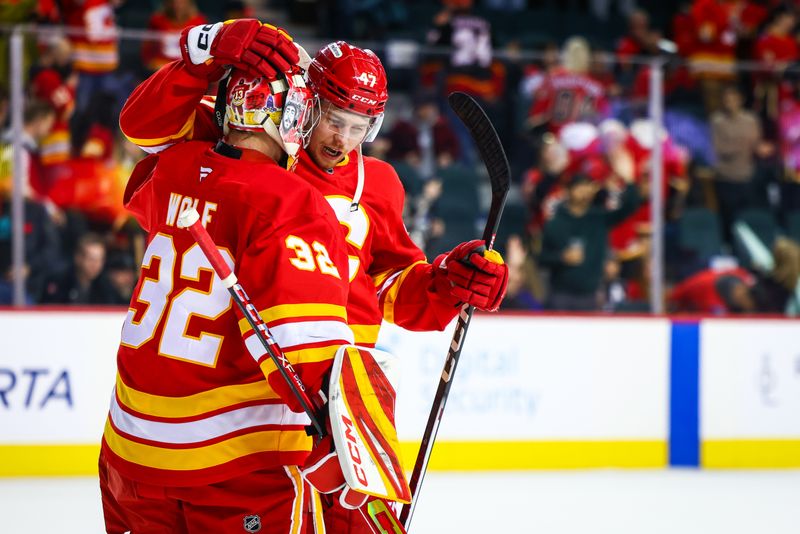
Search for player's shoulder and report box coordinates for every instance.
[157,139,214,162]
[362,155,406,204]
[362,156,403,188]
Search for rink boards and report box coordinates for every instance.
[0,310,798,475]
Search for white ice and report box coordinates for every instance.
[0,470,797,533]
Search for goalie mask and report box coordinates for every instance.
[223,66,318,157]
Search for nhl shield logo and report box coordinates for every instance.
[243,514,262,533]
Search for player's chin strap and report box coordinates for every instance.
[349,144,365,214]
[348,111,383,214]
[214,71,230,130]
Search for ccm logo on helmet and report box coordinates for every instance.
[341,415,369,486]
[352,95,378,106]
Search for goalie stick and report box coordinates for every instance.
[176,208,407,534]
[399,92,511,530]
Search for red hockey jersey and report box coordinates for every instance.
[62,0,119,74]
[119,60,460,347]
[101,140,352,486]
[529,68,610,133]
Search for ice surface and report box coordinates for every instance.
[0,470,797,533]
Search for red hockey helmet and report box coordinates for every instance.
[224,65,318,157]
[307,41,388,118]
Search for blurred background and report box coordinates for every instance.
[4,0,800,314]
[0,1,798,532]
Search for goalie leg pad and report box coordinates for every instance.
[328,346,411,504]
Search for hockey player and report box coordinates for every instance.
[526,36,610,136]
[119,21,509,533]
[99,23,373,533]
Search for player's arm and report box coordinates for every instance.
[120,19,299,153]
[371,167,508,331]
[119,60,220,153]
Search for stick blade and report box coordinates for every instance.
[448,91,510,246]
[447,91,511,197]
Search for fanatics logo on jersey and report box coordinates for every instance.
[243,514,261,532]
[199,166,212,181]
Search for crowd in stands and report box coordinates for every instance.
[2,0,800,315]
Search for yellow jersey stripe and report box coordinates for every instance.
[115,374,278,418]
[286,466,304,534]
[124,110,197,148]
[381,261,425,324]
[104,419,311,471]
[312,490,326,534]
[350,324,381,345]
[258,345,338,379]
[371,267,396,288]
[238,303,348,334]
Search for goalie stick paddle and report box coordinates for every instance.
[176,208,407,534]
[399,92,510,530]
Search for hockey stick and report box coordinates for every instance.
[176,208,407,534]
[399,92,511,530]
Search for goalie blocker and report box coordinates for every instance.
[302,346,411,508]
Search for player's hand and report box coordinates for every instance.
[433,239,509,312]
[301,434,368,510]
[180,19,300,80]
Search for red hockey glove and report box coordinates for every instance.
[301,434,369,510]
[180,20,300,80]
[433,239,509,312]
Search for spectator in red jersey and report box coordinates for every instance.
[142,0,207,73]
[30,36,77,167]
[688,0,740,114]
[672,1,698,57]
[608,119,690,262]
[58,0,120,110]
[526,37,610,137]
[753,8,798,136]
[519,41,560,104]
[669,266,756,313]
